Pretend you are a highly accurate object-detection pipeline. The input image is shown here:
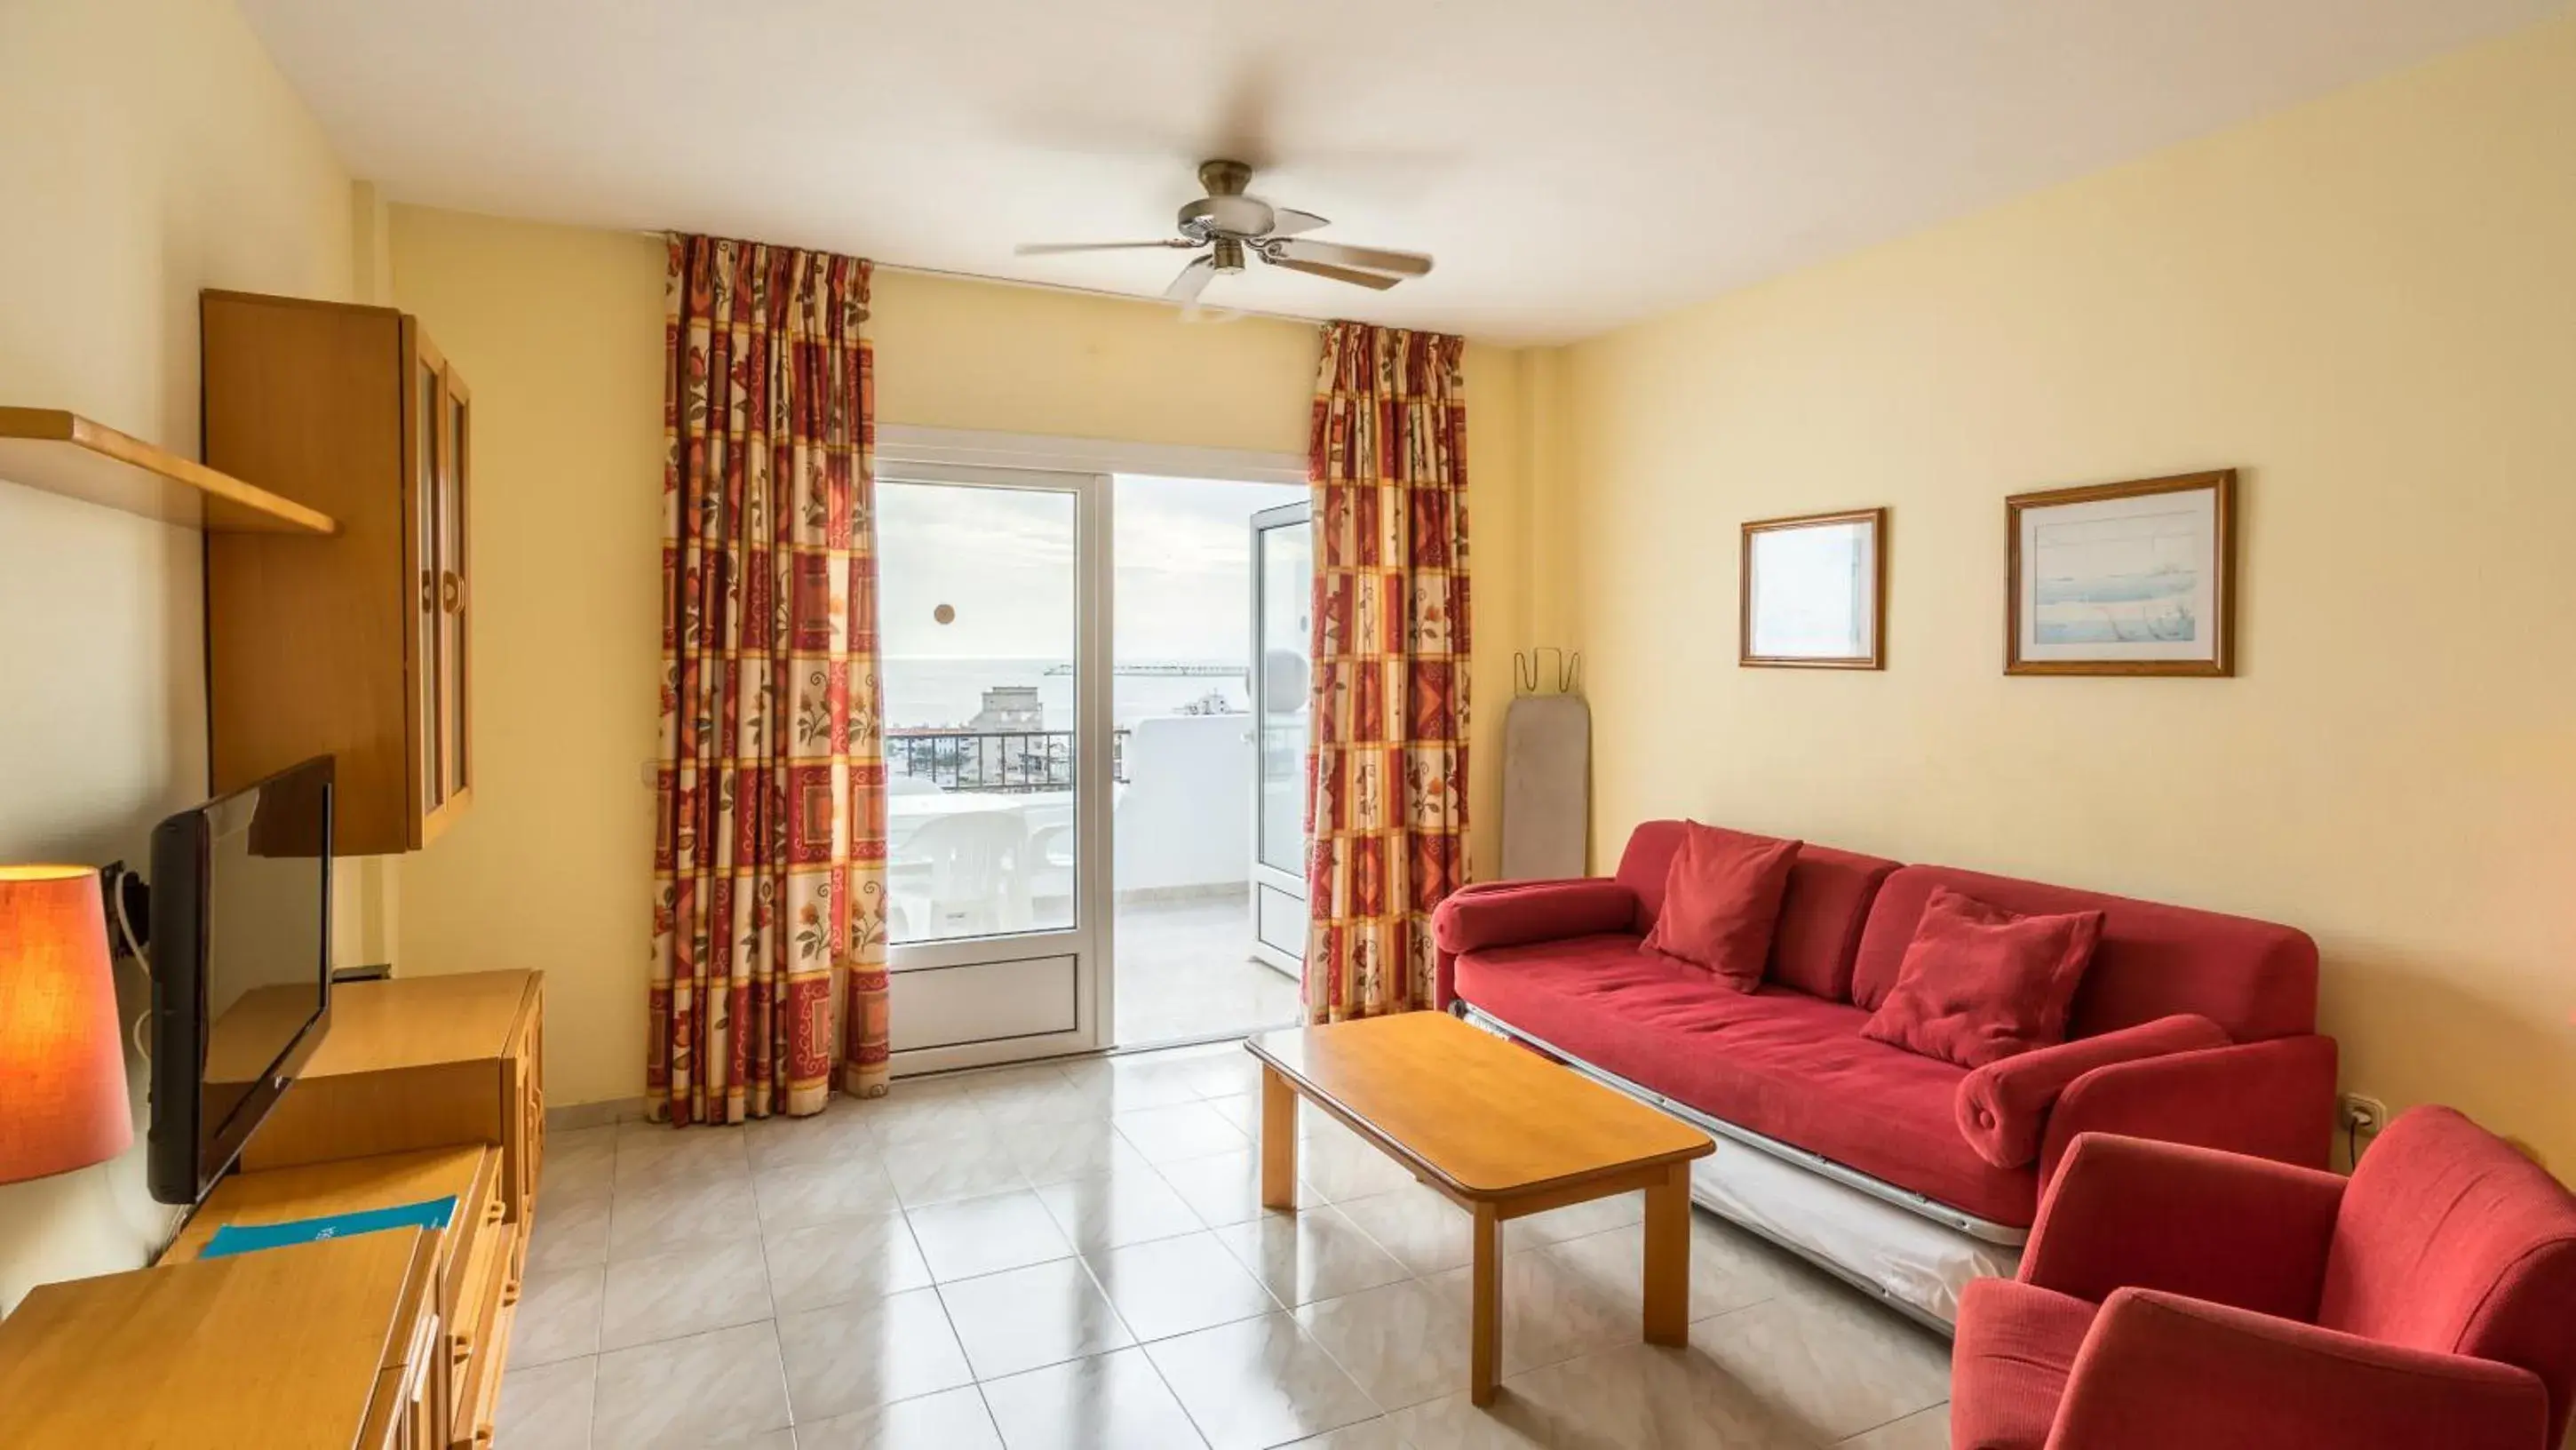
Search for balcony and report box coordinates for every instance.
[885,728,1081,793]
[886,714,1298,1043]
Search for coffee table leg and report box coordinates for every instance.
[1471,1201,1502,1405]
[1260,1064,1299,1210]
[1642,1160,1690,1346]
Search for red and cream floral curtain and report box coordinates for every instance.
[650,233,892,1126]
[1303,320,1472,1023]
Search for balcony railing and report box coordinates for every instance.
[886,728,1132,792]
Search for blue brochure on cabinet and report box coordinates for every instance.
[200,1195,458,1260]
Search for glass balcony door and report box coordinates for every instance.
[1247,501,1312,975]
[876,464,1109,1072]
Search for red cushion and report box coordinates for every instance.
[1861,888,2104,1069]
[1952,1279,2099,1450]
[1432,880,1640,955]
[1955,1015,2232,1168]
[1639,824,1799,990]
[1453,933,2039,1225]
[1614,820,1897,1000]
[1852,865,2318,1042]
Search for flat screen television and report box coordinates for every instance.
[147,756,335,1206]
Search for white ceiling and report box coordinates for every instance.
[240,0,2559,344]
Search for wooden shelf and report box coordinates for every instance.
[0,406,338,535]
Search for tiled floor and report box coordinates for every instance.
[1113,894,1303,1047]
[501,1040,1954,1450]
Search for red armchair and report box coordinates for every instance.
[1953,1108,2576,1450]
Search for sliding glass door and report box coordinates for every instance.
[869,438,1312,1069]
[875,465,1109,1071]
[1247,501,1312,975]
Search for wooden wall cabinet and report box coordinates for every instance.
[203,290,473,855]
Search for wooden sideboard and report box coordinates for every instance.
[245,969,546,1243]
[0,1230,442,1449]
[167,1145,514,1449]
[0,971,545,1449]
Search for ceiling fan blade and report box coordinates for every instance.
[1164,255,1219,303]
[1266,207,1331,237]
[1264,255,1402,291]
[1272,237,1434,277]
[1015,240,1195,255]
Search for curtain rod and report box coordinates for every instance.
[638,228,1330,330]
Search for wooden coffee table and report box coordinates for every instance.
[1245,1012,1714,1405]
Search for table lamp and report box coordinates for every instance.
[0,864,132,1184]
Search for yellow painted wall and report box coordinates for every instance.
[0,0,354,1311]
[871,271,1316,452]
[1558,14,2576,1167]
[387,208,1531,1105]
[385,210,669,1114]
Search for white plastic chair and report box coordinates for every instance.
[890,809,1032,937]
[1026,819,1077,912]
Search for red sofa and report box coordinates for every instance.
[1953,1110,2576,1449]
[1430,819,2337,1321]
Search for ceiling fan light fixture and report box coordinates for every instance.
[1178,194,1276,241]
[1016,158,1433,307]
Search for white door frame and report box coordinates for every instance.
[1246,500,1312,976]
[872,458,1115,1075]
[877,425,1306,487]
[871,426,1308,1072]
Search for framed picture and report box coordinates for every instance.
[2006,470,2236,676]
[1740,506,1887,669]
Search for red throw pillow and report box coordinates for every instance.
[1641,824,1800,991]
[1860,887,2105,1068]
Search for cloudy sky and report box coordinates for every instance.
[877,474,1307,663]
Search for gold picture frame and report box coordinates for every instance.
[2005,470,2236,677]
[1739,507,1888,670]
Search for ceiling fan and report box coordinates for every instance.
[1015,159,1434,309]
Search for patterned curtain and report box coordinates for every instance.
[1303,320,1472,1023]
[650,233,892,1126]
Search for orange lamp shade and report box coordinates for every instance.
[0,865,132,1184]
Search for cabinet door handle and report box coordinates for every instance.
[441,571,464,614]
[421,570,436,613]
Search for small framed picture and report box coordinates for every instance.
[1740,507,1887,670]
[2006,470,2236,676]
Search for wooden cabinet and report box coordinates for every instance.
[198,968,545,1450]
[203,290,473,855]
[407,325,473,825]
[243,972,545,1242]
[168,1147,510,1450]
[0,978,545,1450]
[0,1228,441,1449]
[373,1297,448,1450]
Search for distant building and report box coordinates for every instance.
[968,686,1046,731]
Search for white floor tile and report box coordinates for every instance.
[513,1036,1968,1450]
[980,1348,1210,1450]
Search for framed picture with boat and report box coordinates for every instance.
[2006,470,2236,677]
